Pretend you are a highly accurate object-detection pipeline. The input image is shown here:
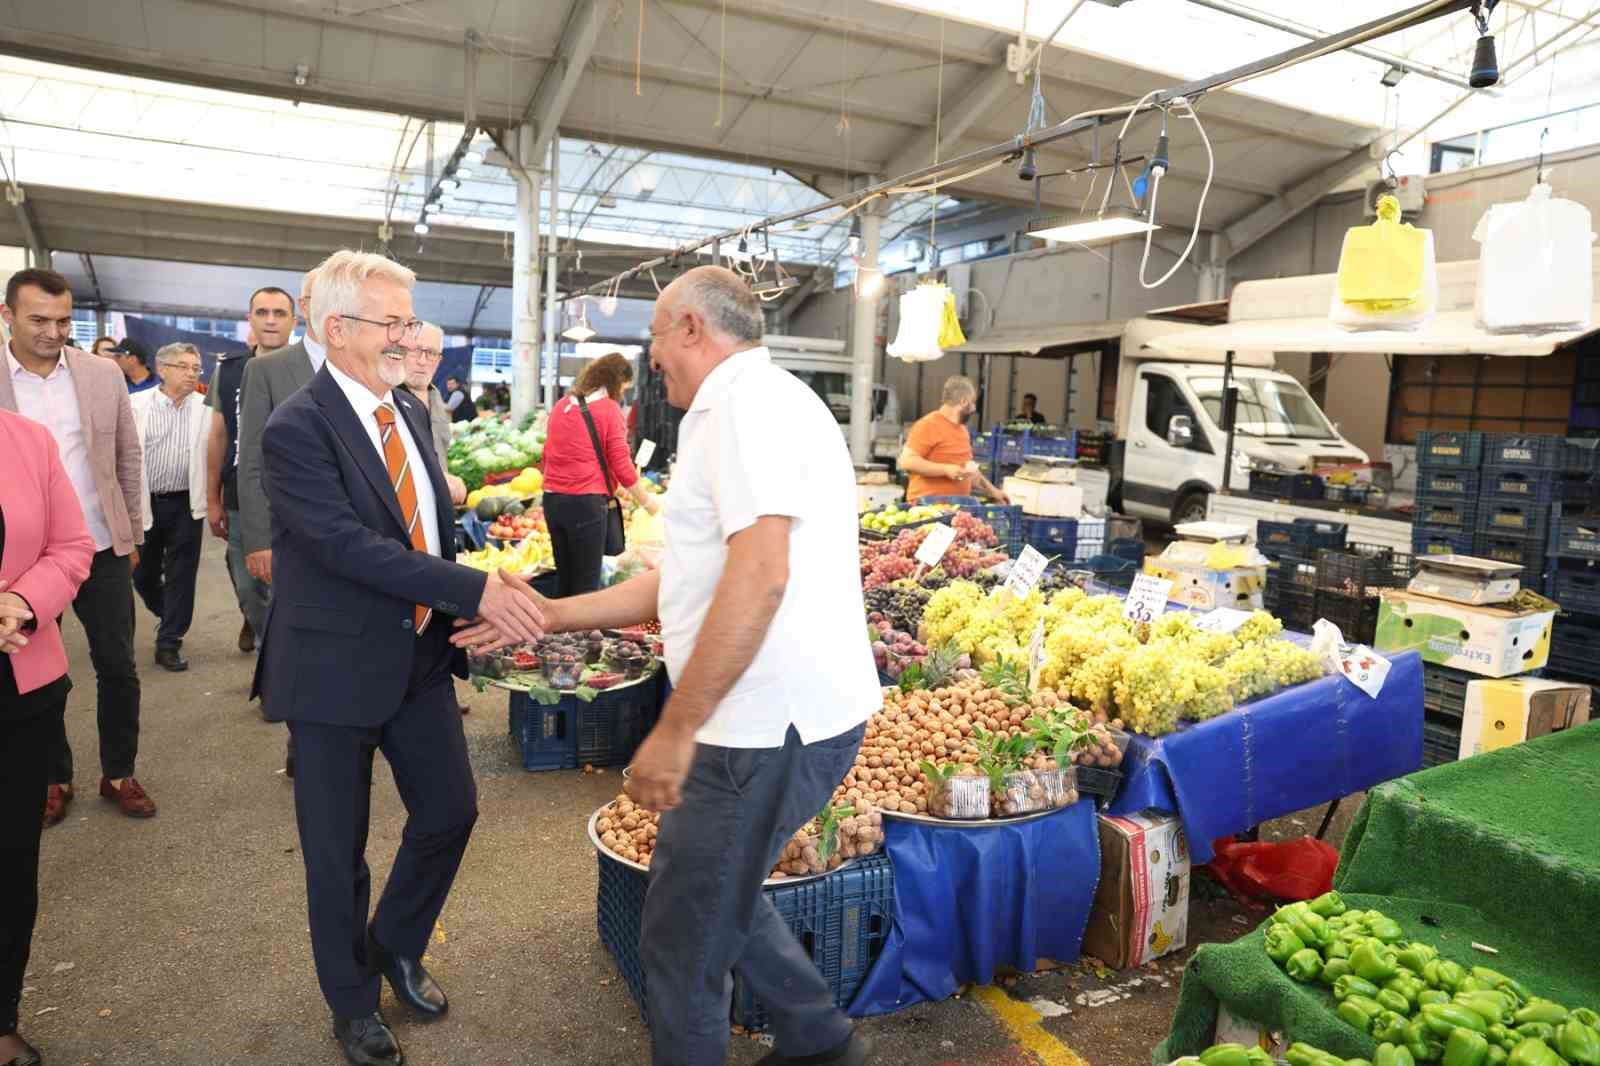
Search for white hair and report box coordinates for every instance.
[155,342,201,367]
[419,322,445,350]
[309,251,415,345]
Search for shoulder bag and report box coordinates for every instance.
[576,396,627,556]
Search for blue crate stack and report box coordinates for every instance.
[1547,440,1600,686]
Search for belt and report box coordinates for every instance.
[154,490,191,499]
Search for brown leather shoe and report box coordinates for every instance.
[100,777,157,818]
[238,619,255,653]
[43,783,73,828]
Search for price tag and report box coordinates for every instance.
[1338,646,1392,699]
[1122,574,1173,622]
[1003,545,1049,600]
[1193,607,1253,634]
[1027,617,1047,692]
[635,438,657,468]
[914,522,957,567]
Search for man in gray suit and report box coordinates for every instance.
[238,268,324,586]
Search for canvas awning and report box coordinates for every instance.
[945,321,1126,358]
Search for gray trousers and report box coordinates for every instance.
[225,507,270,637]
[641,722,865,1066]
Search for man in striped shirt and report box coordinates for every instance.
[132,343,211,672]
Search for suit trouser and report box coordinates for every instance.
[224,506,270,637]
[52,549,141,783]
[288,630,478,1018]
[640,723,864,1066]
[132,492,204,650]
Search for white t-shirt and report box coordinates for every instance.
[659,346,881,749]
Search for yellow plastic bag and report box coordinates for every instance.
[1331,194,1436,330]
[938,287,967,348]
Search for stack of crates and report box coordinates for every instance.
[1547,460,1600,684]
[1262,555,1318,632]
[1420,663,1477,768]
[1475,434,1566,578]
[1411,431,1483,559]
[1312,543,1413,645]
[1255,517,1348,563]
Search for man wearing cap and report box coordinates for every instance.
[110,339,158,394]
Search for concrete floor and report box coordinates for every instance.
[23,537,1361,1066]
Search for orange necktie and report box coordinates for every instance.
[373,402,432,635]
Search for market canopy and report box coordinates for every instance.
[945,321,1126,358]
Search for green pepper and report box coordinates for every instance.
[1456,992,1513,1026]
[1513,1001,1567,1027]
[1376,1043,1418,1066]
[1420,991,1453,1008]
[1352,940,1401,983]
[1379,989,1416,1015]
[1266,924,1308,963]
[1514,1024,1555,1043]
[1287,948,1325,983]
[1309,891,1349,917]
[1558,1020,1600,1066]
[1408,1021,1446,1063]
[1506,1038,1564,1066]
[1398,944,1440,975]
[1276,903,1329,947]
[1573,1010,1600,1029]
[1200,1043,1253,1066]
[1287,1043,1346,1066]
[1350,1060,1373,1066]
[1443,1029,1490,1066]
[1366,915,1406,944]
[1455,977,1484,995]
[1474,969,1532,1005]
[1326,939,1354,961]
[1375,1011,1416,1044]
[1484,1046,1507,1066]
[1337,975,1384,1002]
[1426,961,1467,993]
[1342,1001,1379,1033]
[1322,958,1355,987]
[1246,1047,1276,1066]
[1422,1003,1489,1038]
[1486,1025,1515,1050]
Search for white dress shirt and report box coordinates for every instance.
[143,389,199,494]
[659,346,881,748]
[303,334,328,373]
[6,344,114,551]
[325,359,440,557]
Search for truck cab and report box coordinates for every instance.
[1118,357,1368,525]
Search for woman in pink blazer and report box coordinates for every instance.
[0,407,94,1066]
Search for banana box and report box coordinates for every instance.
[1145,538,1267,611]
[1459,678,1590,758]
[1083,810,1190,969]
[1375,590,1554,677]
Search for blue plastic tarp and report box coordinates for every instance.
[849,799,1101,1016]
[1106,651,1424,864]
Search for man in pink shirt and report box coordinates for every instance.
[0,269,155,825]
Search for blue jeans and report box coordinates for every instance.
[640,723,865,1066]
[226,507,270,637]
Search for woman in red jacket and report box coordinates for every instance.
[541,353,658,597]
[0,408,96,1066]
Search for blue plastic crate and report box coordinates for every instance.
[1480,466,1560,506]
[1473,530,1547,576]
[1075,554,1141,592]
[1249,471,1324,499]
[1107,537,1145,564]
[1416,430,1483,468]
[1256,520,1298,553]
[1021,431,1077,460]
[596,851,895,1031]
[1482,432,1565,471]
[1292,517,1348,551]
[1413,468,1480,500]
[1413,499,1477,532]
[508,669,663,773]
[1422,717,1462,768]
[1414,530,1475,558]
[1549,560,1600,617]
[1553,507,1600,561]
[961,503,1023,558]
[1422,663,1475,721]
[1023,516,1077,559]
[1476,500,1549,539]
[1549,618,1600,681]
[920,494,980,506]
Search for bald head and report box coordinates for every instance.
[650,266,766,409]
[661,266,764,346]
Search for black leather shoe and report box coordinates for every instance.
[2,1035,43,1066]
[332,1012,403,1066]
[154,646,188,672]
[757,1032,875,1066]
[368,927,448,1018]
[284,736,295,779]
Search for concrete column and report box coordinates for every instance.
[510,125,543,422]
[848,184,883,464]
[543,133,561,410]
[1197,232,1229,303]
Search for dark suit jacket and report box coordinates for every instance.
[251,367,486,727]
[237,340,315,555]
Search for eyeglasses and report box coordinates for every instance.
[340,315,425,343]
[411,347,442,361]
[160,362,202,374]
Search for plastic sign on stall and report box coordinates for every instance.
[635,438,656,469]
[1002,545,1049,601]
[914,522,957,568]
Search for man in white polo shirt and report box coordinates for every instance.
[452,265,880,1066]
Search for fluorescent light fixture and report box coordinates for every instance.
[1026,208,1159,245]
[423,201,442,214]
[439,177,461,192]
[463,148,484,166]
[413,221,430,235]
[751,275,800,298]
[455,165,474,179]
[1380,64,1407,87]
[562,323,597,342]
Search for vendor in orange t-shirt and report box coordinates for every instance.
[899,375,1009,504]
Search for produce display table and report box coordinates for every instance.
[1107,651,1424,864]
[1156,722,1600,1065]
[850,799,1101,1015]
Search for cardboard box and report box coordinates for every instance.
[1375,590,1555,677]
[1144,559,1266,611]
[1003,477,1083,518]
[1083,810,1190,970]
[1213,1005,1287,1060]
[1459,678,1591,758]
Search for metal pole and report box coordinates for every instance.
[1221,349,1237,492]
[510,124,542,424]
[1065,355,1075,427]
[543,133,561,410]
[1006,357,1017,424]
[848,184,882,464]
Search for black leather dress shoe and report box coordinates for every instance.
[368,927,448,1018]
[154,646,188,672]
[2,1035,42,1066]
[332,1012,403,1066]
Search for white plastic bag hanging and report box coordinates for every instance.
[886,283,948,362]
[1474,182,1595,334]
[1329,194,1438,332]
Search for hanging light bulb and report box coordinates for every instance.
[463,147,485,166]
[886,282,948,363]
[439,177,461,192]
[562,299,597,342]
[848,216,862,259]
[456,164,474,179]
[413,221,431,236]
[858,268,885,298]
[423,201,443,214]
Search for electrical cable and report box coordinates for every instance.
[1139,97,1213,289]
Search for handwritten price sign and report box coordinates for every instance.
[1003,545,1050,601]
[914,522,958,568]
[1122,574,1173,623]
[1338,647,1392,699]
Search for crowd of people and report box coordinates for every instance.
[0,255,881,1066]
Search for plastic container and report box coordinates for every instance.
[960,503,1024,558]
[1414,468,1480,500]
[1549,617,1600,682]
[1255,519,1298,555]
[991,766,1078,818]
[1415,500,1476,532]
[1481,466,1560,505]
[1331,198,1437,331]
[1482,433,1567,471]
[1413,530,1476,558]
[1249,471,1324,500]
[1415,430,1484,469]
[1473,530,1547,577]
[1474,182,1595,334]
[1022,431,1077,461]
[926,774,991,820]
[1075,765,1124,804]
[1549,560,1600,616]
[1422,715,1462,768]
[1022,516,1077,558]
[1422,663,1473,721]
[1477,500,1548,539]
[1553,505,1600,561]
[508,671,663,772]
[1314,590,1381,644]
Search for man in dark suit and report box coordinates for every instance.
[254,250,546,1066]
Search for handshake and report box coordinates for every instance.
[452,569,559,651]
